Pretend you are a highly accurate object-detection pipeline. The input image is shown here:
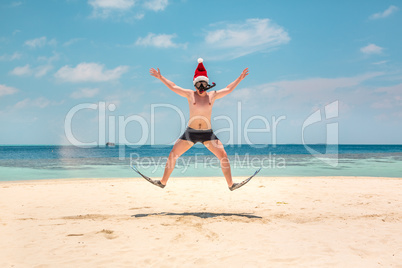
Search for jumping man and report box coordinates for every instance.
[147,58,250,191]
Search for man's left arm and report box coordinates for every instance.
[213,68,249,100]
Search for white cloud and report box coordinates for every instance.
[360,44,383,55]
[103,88,144,109]
[135,33,187,48]
[0,52,22,61]
[370,5,398,20]
[63,38,84,47]
[89,0,135,9]
[89,0,136,18]
[374,83,402,96]
[0,84,18,97]
[88,0,170,20]
[219,72,384,111]
[25,37,47,48]
[24,36,57,48]
[143,0,168,11]
[14,97,51,109]
[264,73,382,96]
[10,1,22,7]
[10,64,53,77]
[37,52,60,63]
[54,62,129,82]
[10,64,32,76]
[372,60,388,65]
[372,83,402,109]
[371,99,394,109]
[134,13,145,20]
[204,18,290,60]
[35,65,53,77]
[229,87,254,101]
[70,88,100,99]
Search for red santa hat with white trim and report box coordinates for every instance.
[193,58,209,85]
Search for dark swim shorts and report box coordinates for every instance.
[179,127,219,144]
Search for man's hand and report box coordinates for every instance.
[150,68,162,79]
[239,68,249,80]
[149,67,192,98]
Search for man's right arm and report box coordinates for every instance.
[150,68,192,98]
[213,68,249,100]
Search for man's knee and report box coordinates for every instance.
[219,151,229,161]
[168,151,181,160]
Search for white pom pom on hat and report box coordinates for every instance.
[197,58,203,63]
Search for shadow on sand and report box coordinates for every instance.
[131,212,262,219]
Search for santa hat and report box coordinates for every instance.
[193,58,209,85]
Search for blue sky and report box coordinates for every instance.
[1,0,401,145]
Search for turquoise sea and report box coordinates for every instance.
[0,144,401,181]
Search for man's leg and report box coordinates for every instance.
[160,139,194,185]
[203,139,233,187]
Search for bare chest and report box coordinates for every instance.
[189,92,214,112]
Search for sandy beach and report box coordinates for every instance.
[1,176,402,267]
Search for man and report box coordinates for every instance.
[148,58,249,191]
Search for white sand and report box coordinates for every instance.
[1,176,402,267]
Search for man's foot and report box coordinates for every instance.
[150,179,166,189]
[229,167,261,191]
[131,165,166,189]
[229,181,249,191]
[229,182,241,191]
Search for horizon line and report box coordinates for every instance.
[1,143,402,146]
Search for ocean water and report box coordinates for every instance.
[0,144,401,181]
